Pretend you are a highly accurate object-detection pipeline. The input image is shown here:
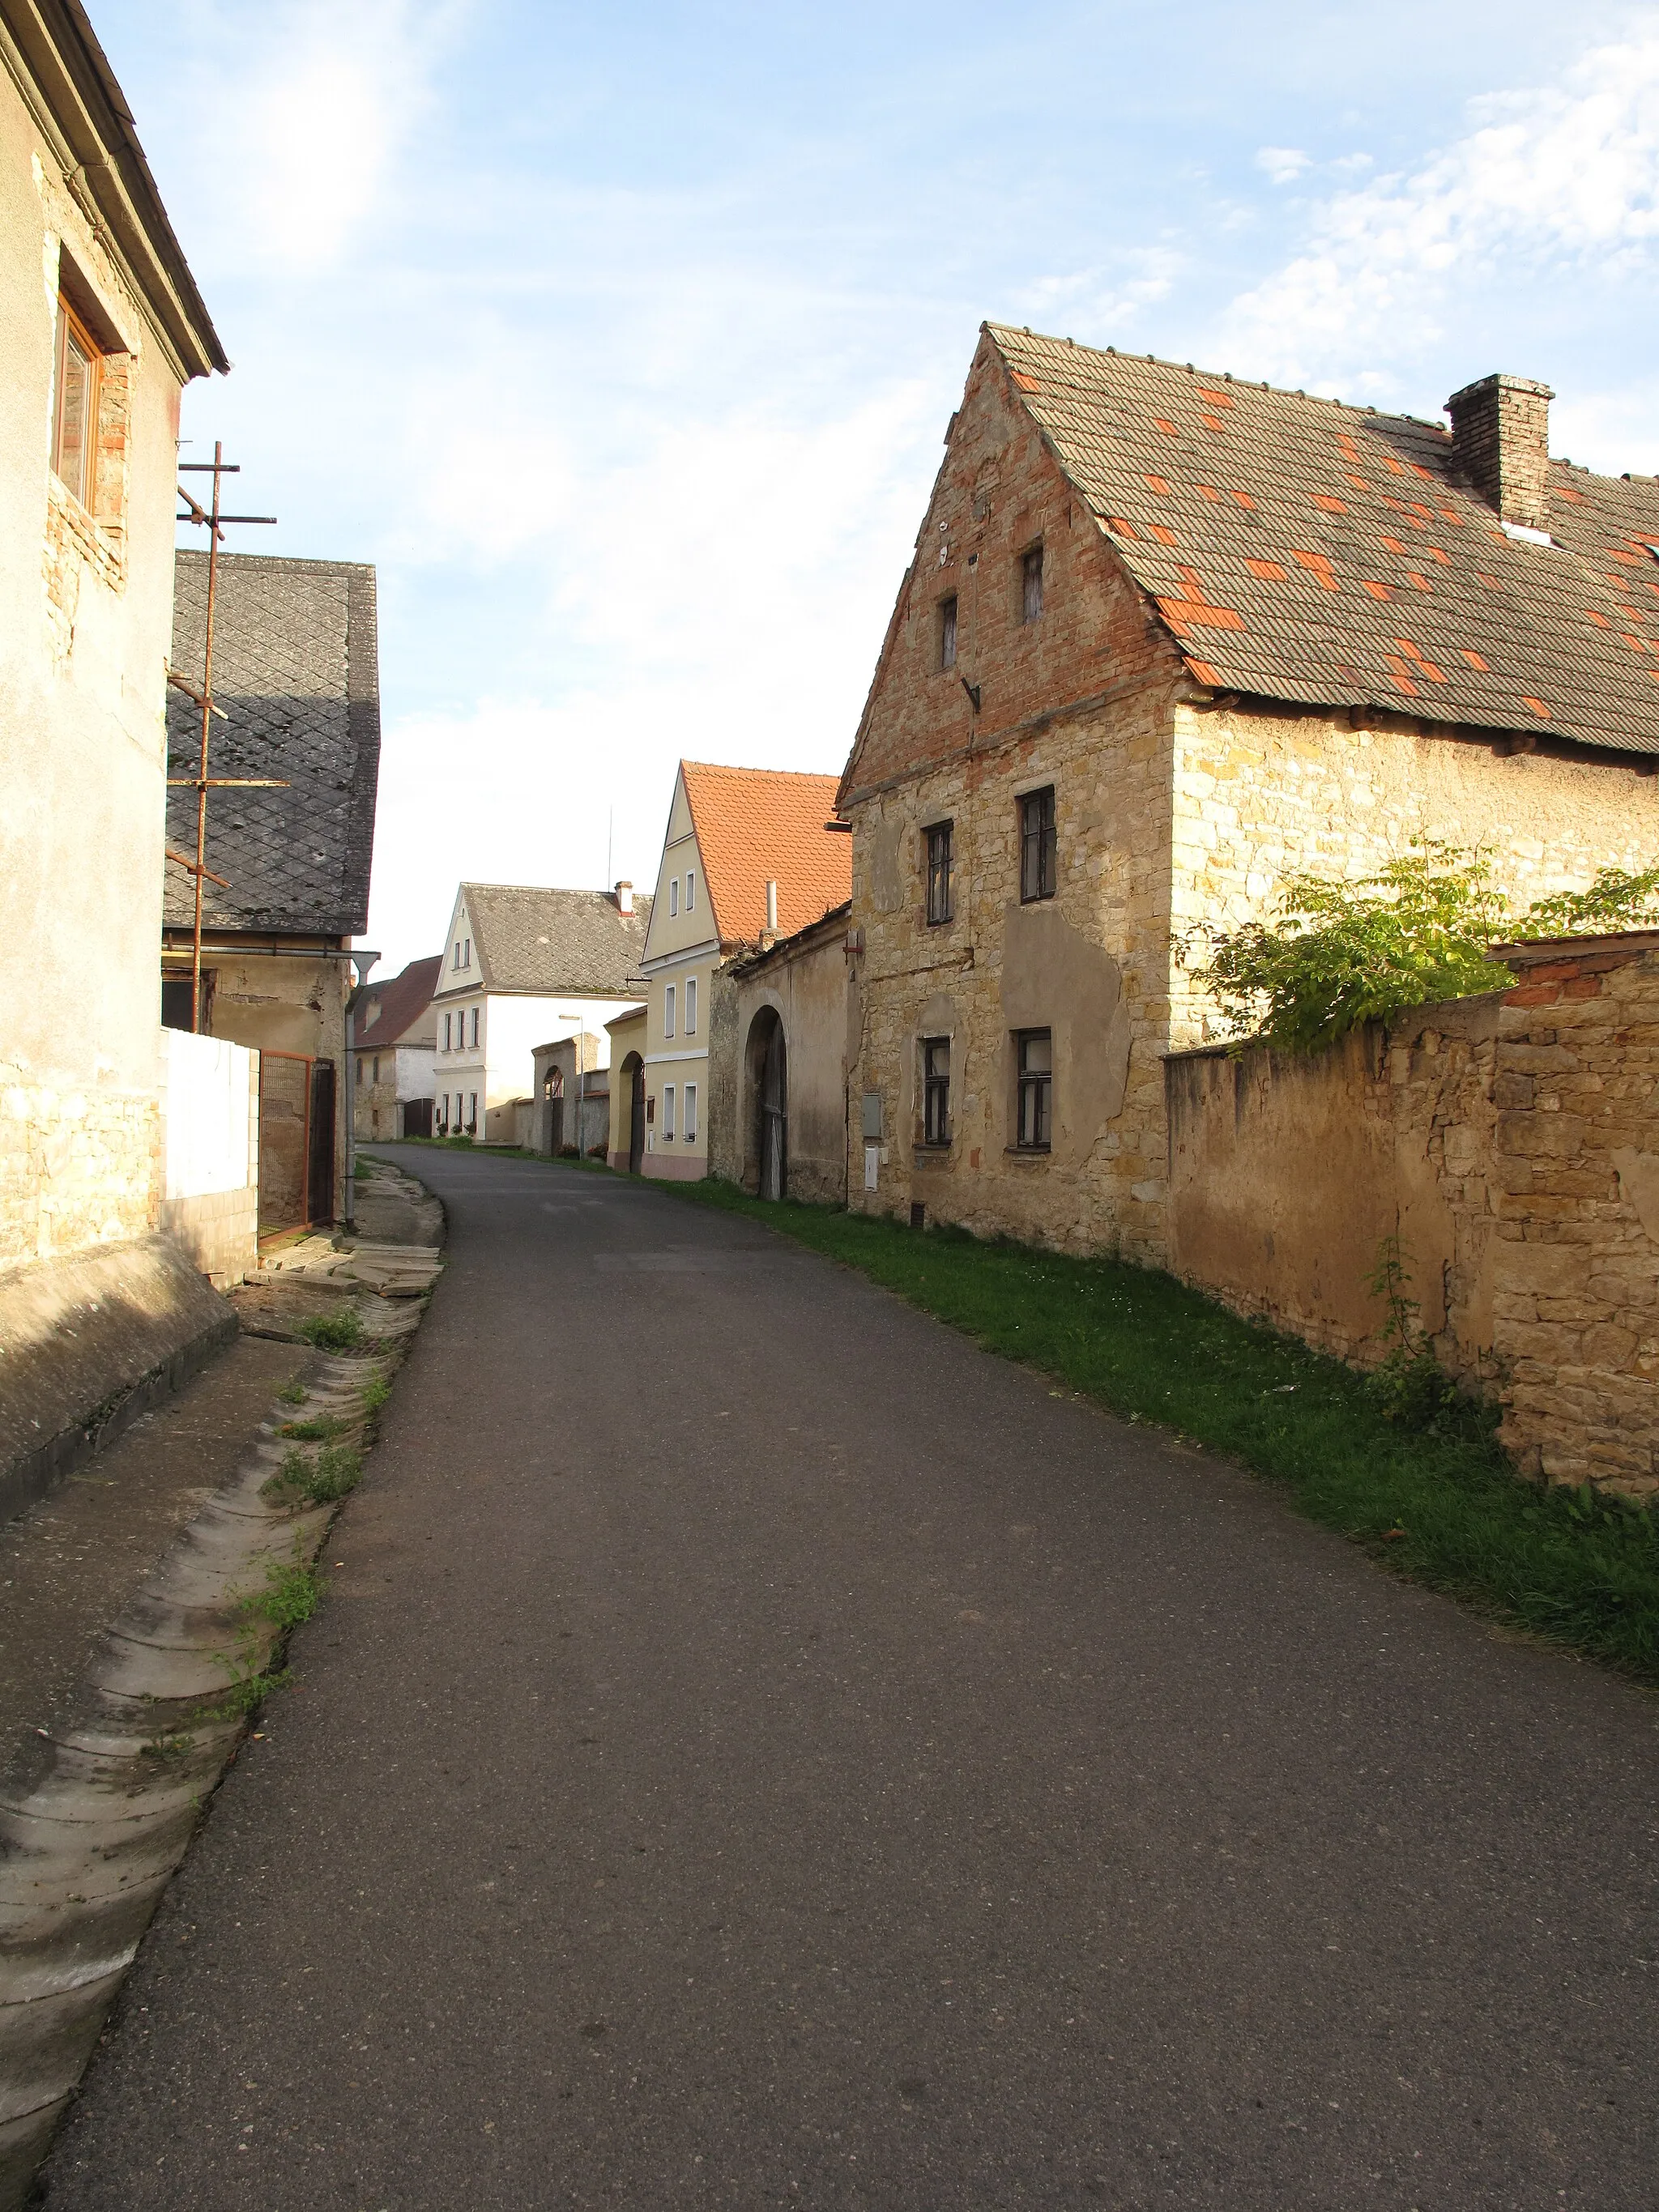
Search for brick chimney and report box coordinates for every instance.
[1445,373,1555,531]
[614,880,633,915]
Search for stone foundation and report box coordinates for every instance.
[0,1081,158,1276]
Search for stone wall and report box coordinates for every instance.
[1166,934,1659,1498]
[0,1084,158,1276]
[711,914,855,1205]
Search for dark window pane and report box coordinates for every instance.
[1021,544,1044,623]
[1020,786,1056,901]
[923,1036,950,1145]
[939,595,957,671]
[926,821,954,925]
[1016,1028,1052,1150]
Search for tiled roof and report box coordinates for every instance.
[988,324,1659,756]
[164,554,381,934]
[680,762,851,944]
[449,884,651,998]
[354,955,441,1051]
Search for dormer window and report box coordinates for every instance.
[1021,543,1044,624]
[52,294,100,509]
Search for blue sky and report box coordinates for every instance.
[96,0,1659,973]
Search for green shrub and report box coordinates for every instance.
[261,1442,363,1510]
[296,1306,364,1352]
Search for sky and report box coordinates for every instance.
[93,0,1659,976]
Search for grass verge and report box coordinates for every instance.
[261,1442,364,1510]
[667,1178,1659,1686]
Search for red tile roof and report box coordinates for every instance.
[988,324,1659,756]
[680,762,851,946]
[354,955,441,1051]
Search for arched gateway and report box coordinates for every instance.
[747,1008,787,1201]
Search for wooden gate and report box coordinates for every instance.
[258,1050,336,1230]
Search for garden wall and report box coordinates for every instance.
[1166,931,1659,1498]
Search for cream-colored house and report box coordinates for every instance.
[432,881,650,1140]
[636,761,851,1180]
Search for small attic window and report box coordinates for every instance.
[670,878,680,918]
[52,294,100,509]
[1021,544,1044,624]
[938,595,957,671]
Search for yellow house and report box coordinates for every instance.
[634,761,851,1180]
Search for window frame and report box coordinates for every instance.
[51,292,100,511]
[664,982,676,1039]
[937,593,958,672]
[1020,542,1044,625]
[669,877,680,918]
[921,1036,951,1148]
[684,975,697,1036]
[686,870,696,912]
[684,1081,697,1144]
[1019,785,1057,903]
[469,1005,479,1049]
[442,1012,452,1051]
[924,820,954,927]
[663,1083,676,1140]
[1014,1028,1053,1152]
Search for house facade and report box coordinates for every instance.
[636,761,851,1181]
[529,1033,609,1157]
[431,882,649,1141]
[0,0,224,1276]
[709,902,855,1204]
[162,553,382,1231]
[352,954,440,1140]
[838,325,1659,1263]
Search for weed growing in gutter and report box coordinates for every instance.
[237,1559,322,1631]
[670,1178,1659,1685]
[277,1414,342,1441]
[261,1443,363,1510]
[296,1308,365,1353]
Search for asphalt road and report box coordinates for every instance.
[45,1149,1659,2210]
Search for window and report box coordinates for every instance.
[938,594,957,671]
[442,1012,452,1051]
[469,1006,479,1049]
[925,822,954,926]
[51,295,99,509]
[664,983,676,1038]
[356,1055,365,1086]
[373,1055,382,1083]
[468,1092,478,1132]
[1015,1029,1052,1150]
[922,1037,951,1146]
[663,1084,676,1140]
[684,1083,697,1143]
[1020,786,1056,902]
[452,943,461,970]
[464,938,471,968]
[685,976,697,1035]
[670,877,680,918]
[686,870,696,911]
[1021,543,1044,624]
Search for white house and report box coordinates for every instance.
[352,955,441,1140]
[433,883,650,1141]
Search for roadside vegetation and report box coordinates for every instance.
[670,1178,1659,1685]
[1185,846,1659,1053]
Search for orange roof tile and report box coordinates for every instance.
[679,761,851,948]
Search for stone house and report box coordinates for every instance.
[431,882,649,1142]
[838,324,1659,1262]
[163,553,382,1232]
[352,954,440,1140]
[636,761,851,1182]
[0,6,254,1520]
[708,902,855,1204]
[1,0,225,1277]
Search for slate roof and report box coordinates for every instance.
[988,324,1659,756]
[680,762,852,945]
[446,884,652,999]
[353,956,441,1052]
[164,554,381,935]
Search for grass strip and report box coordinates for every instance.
[667,1178,1659,1686]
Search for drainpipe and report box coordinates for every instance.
[343,948,380,1233]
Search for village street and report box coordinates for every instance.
[45,1150,1659,2210]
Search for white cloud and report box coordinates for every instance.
[1013,248,1184,343]
[1256,147,1311,185]
[1221,31,1659,388]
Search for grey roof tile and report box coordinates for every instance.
[446,884,653,999]
[164,553,381,934]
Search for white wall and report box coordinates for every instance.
[156,1027,258,1288]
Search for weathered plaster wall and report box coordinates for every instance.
[0,66,193,1272]
[712,921,854,1205]
[1166,939,1659,1500]
[1169,701,1659,1046]
[194,947,350,1225]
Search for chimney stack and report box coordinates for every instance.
[765,880,778,933]
[614,880,633,916]
[1445,373,1555,532]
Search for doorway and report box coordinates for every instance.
[754,1012,787,1202]
[627,1056,646,1174]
